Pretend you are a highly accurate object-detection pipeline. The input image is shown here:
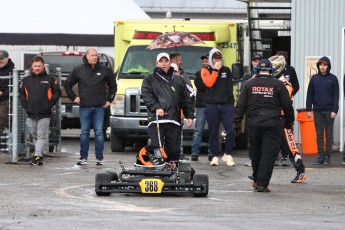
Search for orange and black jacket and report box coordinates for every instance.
[19,71,61,119]
[201,65,234,105]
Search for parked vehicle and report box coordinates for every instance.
[110,20,245,152]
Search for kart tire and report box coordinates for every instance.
[193,174,209,197]
[105,171,119,182]
[95,173,112,196]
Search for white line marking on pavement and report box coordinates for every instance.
[55,184,177,213]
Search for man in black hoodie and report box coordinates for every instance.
[141,52,194,162]
[306,56,339,165]
[0,50,14,139]
[64,48,117,166]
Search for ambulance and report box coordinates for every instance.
[109,20,246,152]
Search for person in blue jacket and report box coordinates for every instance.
[306,56,339,165]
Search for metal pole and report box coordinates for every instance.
[23,70,30,158]
[11,70,19,162]
[56,67,62,152]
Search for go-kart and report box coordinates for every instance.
[95,146,209,197]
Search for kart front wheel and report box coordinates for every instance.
[193,174,209,197]
[95,173,112,196]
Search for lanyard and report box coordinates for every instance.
[156,72,175,92]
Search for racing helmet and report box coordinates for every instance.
[136,146,167,166]
[269,55,286,76]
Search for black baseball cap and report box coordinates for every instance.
[252,53,263,61]
[200,54,208,60]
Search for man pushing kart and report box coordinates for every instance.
[141,52,194,162]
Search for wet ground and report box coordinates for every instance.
[0,135,345,230]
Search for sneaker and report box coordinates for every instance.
[221,154,235,166]
[191,155,198,161]
[342,159,345,165]
[274,158,280,166]
[291,172,307,183]
[30,156,41,166]
[252,182,257,189]
[96,159,103,165]
[245,160,252,167]
[323,157,331,165]
[313,156,324,165]
[37,157,45,166]
[76,158,87,165]
[280,157,289,167]
[210,156,219,166]
[256,186,271,193]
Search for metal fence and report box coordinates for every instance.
[0,67,62,162]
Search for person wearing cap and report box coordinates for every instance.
[0,50,15,141]
[240,53,262,167]
[306,56,339,165]
[241,53,263,83]
[201,48,235,166]
[234,59,294,192]
[141,52,194,162]
[191,54,211,161]
[19,56,61,166]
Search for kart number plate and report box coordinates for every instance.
[139,178,164,194]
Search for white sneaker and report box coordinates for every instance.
[222,154,235,166]
[210,157,219,166]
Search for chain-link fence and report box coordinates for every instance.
[0,67,61,162]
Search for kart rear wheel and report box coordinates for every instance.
[95,173,112,196]
[193,174,209,197]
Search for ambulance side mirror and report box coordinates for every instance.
[232,63,244,83]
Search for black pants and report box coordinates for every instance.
[148,123,181,161]
[249,126,281,187]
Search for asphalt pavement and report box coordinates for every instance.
[0,136,345,230]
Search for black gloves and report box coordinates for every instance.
[284,121,294,130]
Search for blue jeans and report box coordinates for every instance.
[79,106,105,160]
[191,107,210,156]
[205,103,235,157]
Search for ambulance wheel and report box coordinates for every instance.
[193,174,209,197]
[234,132,248,149]
[95,173,111,196]
[110,131,125,152]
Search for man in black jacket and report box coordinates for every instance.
[19,56,61,165]
[141,52,194,162]
[234,59,294,192]
[191,54,210,161]
[0,50,14,139]
[64,48,117,166]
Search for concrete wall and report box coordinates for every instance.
[291,0,345,148]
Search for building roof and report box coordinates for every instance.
[0,0,150,35]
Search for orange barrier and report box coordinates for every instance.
[296,109,318,155]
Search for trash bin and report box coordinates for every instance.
[296,109,318,154]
